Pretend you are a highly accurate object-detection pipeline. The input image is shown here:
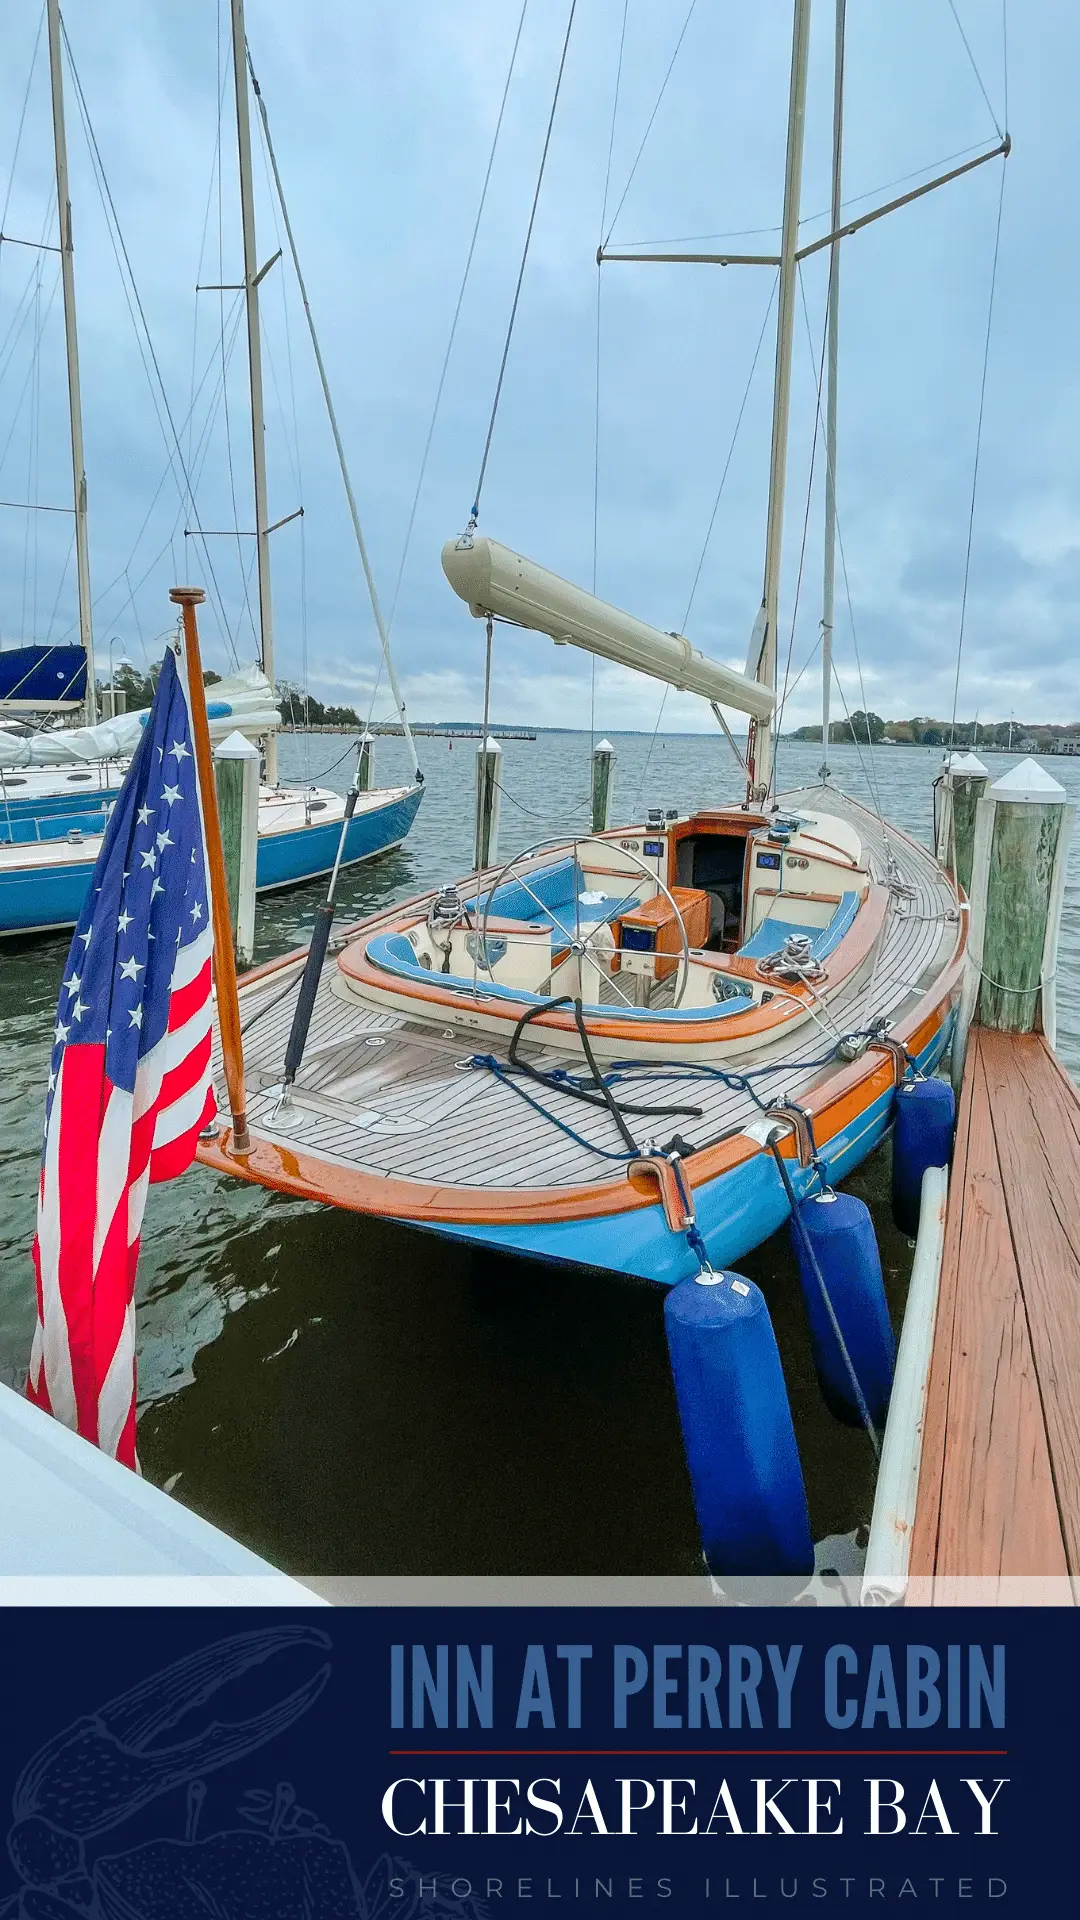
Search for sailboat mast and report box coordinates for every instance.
[46,0,96,724]
[752,0,811,803]
[820,0,846,779]
[230,0,276,784]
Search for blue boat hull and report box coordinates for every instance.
[388,1017,952,1286]
[0,784,424,937]
[255,785,423,891]
[0,858,95,938]
[0,785,114,823]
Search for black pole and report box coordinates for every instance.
[281,781,360,1092]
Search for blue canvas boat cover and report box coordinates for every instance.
[0,644,87,708]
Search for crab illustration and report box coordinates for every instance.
[2,1628,484,1920]
[3,1627,330,1920]
[93,1776,362,1920]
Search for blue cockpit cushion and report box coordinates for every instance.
[738,888,860,963]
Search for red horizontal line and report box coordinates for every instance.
[389,1749,1008,1758]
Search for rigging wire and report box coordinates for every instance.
[682,276,778,631]
[257,127,304,499]
[214,1,258,656]
[18,263,39,642]
[602,0,699,250]
[774,262,830,760]
[247,47,421,780]
[42,526,76,646]
[59,19,240,665]
[55,296,247,644]
[0,183,59,418]
[632,685,669,817]
[0,239,55,389]
[188,10,233,481]
[469,615,497,993]
[615,139,1000,250]
[387,0,529,632]
[832,514,886,820]
[789,269,888,826]
[948,158,1007,747]
[468,0,578,527]
[591,0,630,754]
[946,0,1003,138]
[122,564,148,671]
[299,509,310,749]
[633,274,778,815]
[770,620,821,715]
[827,650,888,820]
[0,258,56,469]
[0,11,45,243]
[253,103,310,762]
[31,264,44,641]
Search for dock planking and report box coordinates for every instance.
[910,1023,1080,1587]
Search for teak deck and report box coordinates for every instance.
[911,1024,1080,1590]
[217,787,959,1200]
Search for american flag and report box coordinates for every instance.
[27,645,216,1468]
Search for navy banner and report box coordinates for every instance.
[0,1606,1074,1917]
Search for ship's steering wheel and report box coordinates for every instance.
[479,833,693,1012]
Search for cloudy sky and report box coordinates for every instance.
[0,1,1076,733]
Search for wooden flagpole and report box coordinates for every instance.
[170,586,251,1154]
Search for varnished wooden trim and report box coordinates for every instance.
[198,949,963,1227]
[334,884,892,1048]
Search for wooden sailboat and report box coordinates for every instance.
[198,727,963,1282]
[197,0,997,1287]
[0,0,422,936]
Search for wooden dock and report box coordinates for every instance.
[910,1024,1080,1590]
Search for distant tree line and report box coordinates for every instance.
[788,710,887,745]
[275,681,364,728]
[788,713,1080,748]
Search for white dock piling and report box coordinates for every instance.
[474,734,503,871]
[214,729,260,969]
[958,758,1074,1063]
[591,738,616,832]
[932,750,988,895]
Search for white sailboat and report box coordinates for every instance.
[0,0,422,936]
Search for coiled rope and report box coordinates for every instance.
[755,933,827,985]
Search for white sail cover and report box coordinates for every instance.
[442,535,776,722]
[0,664,281,768]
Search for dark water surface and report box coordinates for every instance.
[2,734,1078,1574]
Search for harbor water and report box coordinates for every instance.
[1,734,1077,1574]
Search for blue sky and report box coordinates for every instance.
[0,1,1076,732]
